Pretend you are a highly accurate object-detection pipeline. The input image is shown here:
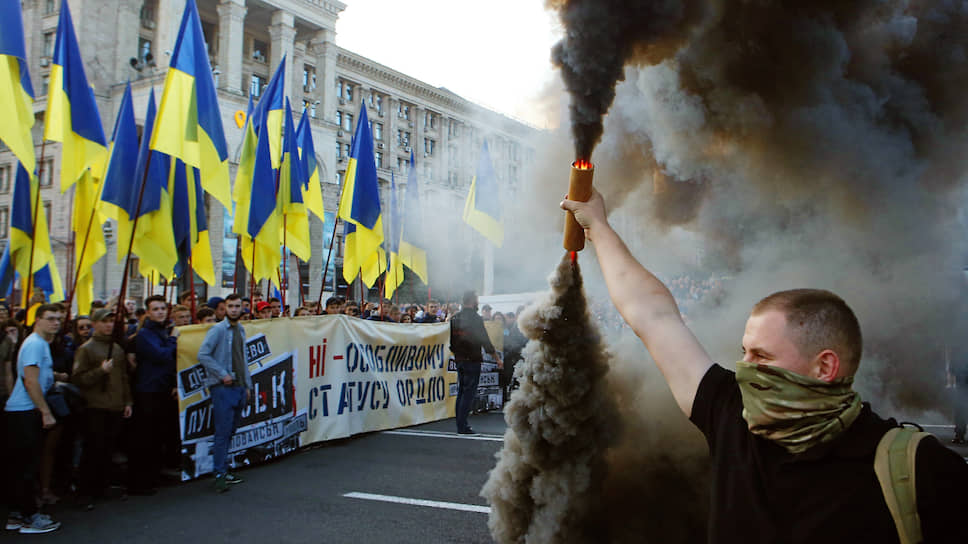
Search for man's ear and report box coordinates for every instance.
[814,349,841,382]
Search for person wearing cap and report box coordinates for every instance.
[255,301,271,320]
[71,309,132,510]
[197,294,251,493]
[206,297,226,322]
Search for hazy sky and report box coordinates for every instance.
[335,0,563,128]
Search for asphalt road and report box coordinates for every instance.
[4,412,508,544]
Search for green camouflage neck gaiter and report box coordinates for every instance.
[735,361,862,454]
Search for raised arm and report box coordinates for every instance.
[561,190,713,416]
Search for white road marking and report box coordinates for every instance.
[918,424,954,429]
[381,429,504,442]
[344,492,491,514]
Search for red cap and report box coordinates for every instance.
[256,301,271,311]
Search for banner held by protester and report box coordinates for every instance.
[175,314,455,480]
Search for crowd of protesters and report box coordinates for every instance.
[1,289,530,534]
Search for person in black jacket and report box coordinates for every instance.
[450,291,502,434]
[128,295,178,495]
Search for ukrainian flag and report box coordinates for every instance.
[150,0,230,208]
[71,169,105,314]
[9,164,64,302]
[43,0,107,191]
[296,109,325,221]
[398,151,428,284]
[280,98,311,262]
[383,172,405,299]
[171,160,215,285]
[338,103,383,286]
[0,2,36,174]
[101,87,176,282]
[463,141,503,247]
[241,111,282,285]
[99,83,141,250]
[231,95,256,242]
[232,58,285,242]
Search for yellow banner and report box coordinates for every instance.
[175,315,454,480]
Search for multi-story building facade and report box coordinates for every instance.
[0,0,540,306]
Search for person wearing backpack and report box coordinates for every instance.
[562,190,967,543]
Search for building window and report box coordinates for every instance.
[0,207,7,239]
[424,138,435,156]
[0,164,10,194]
[41,75,49,96]
[373,122,382,141]
[344,144,350,157]
[140,1,156,28]
[137,37,152,64]
[343,113,353,132]
[344,83,353,103]
[45,0,57,15]
[335,110,342,129]
[369,93,383,115]
[249,74,266,97]
[201,21,217,57]
[398,130,410,148]
[375,151,383,168]
[336,142,342,159]
[252,40,267,62]
[397,157,406,171]
[303,65,316,93]
[398,103,410,120]
[39,160,54,187]
[448,119,460,137]
[43,201,51,230]
[424,111,436,130]
[43,32,54,59]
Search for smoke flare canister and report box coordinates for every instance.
[563,159,594,251]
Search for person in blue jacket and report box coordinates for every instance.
[128,295,177,495]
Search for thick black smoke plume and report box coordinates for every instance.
[482,254,619,543]
[548,0,705,159]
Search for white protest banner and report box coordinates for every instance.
[176,315,455,480]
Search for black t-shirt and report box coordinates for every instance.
[690,364,966,544]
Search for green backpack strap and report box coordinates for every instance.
[874,426,930,544]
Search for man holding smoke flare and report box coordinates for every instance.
[561,190,967,543]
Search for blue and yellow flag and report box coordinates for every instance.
[44,0,107,191]
[9,164,64,302]
[171,160,215,285]
[279,98,311,262]
[231,95,256,242]
[338,103,383,286]
[150,0,230,207]
[130,90,177,280]
[102,87,174,280]
[383,172,405,300]
[0,2,36,174]
[463,141,503,247]
[241,110,282,285]
[71,169,105,314]
[296,110,325,221]
[100,83,141,242]
[232,58,285,241]
[398,151,428,284]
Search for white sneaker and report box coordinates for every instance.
[18,513,61,534]
[5,512,23,531]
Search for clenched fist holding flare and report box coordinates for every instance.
[563,159,594,259]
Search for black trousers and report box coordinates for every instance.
[79,409,123,498]
[5,410,42,517]
[128,392,169,491]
